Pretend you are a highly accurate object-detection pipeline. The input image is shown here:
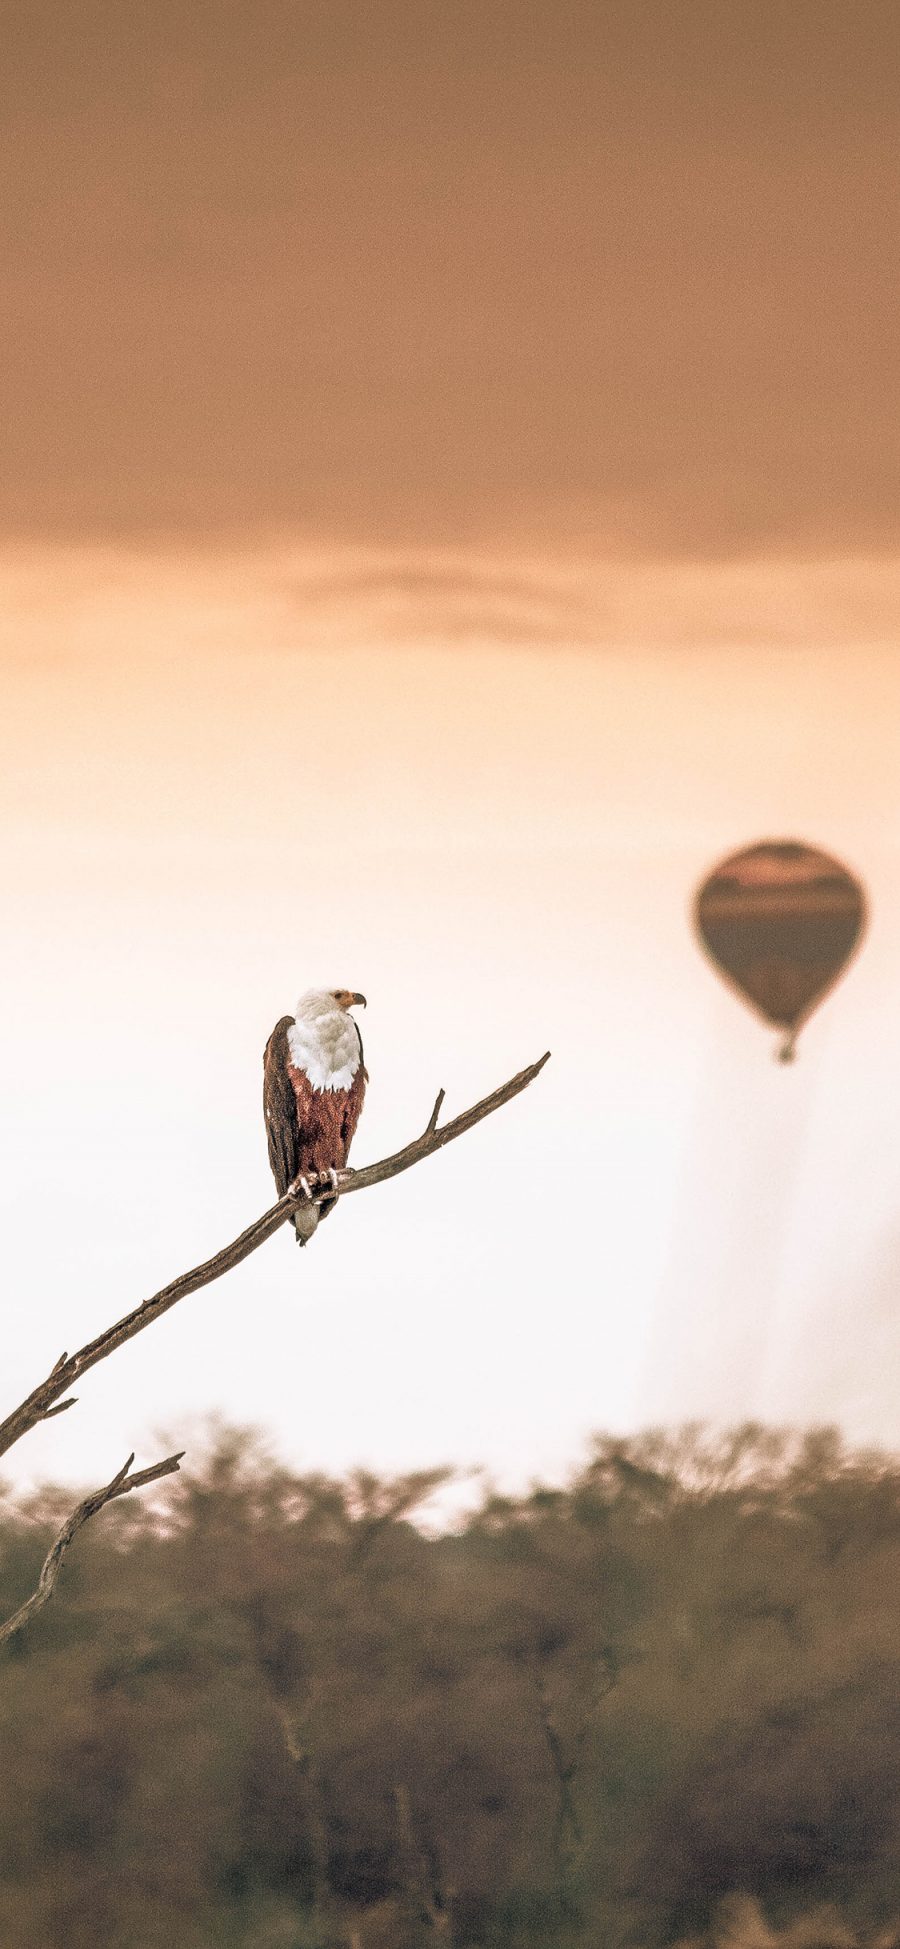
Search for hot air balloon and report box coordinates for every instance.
[693,840,867,1061]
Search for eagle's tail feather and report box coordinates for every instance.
[292,1196,340,1245]
[292,1204,320,1246]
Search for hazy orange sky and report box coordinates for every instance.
[2,0,899,558]
[1,3,899,1496]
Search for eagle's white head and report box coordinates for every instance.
[288,988,366,1092]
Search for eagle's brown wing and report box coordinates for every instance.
[263,1015,299,1197]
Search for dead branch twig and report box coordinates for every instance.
[0,1051,550,1463]
[0,1450,184,1648]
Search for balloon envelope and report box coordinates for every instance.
[694,840,867,1057]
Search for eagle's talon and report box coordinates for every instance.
[327,1168,340,1193]
[290,1175,314,1202]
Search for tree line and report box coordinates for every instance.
[1,1422,898,1948]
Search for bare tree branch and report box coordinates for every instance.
[0,1051,550,1464]
[39,1398,77,1422]
[0,1450,184,1648]
[424,1088,446,1138]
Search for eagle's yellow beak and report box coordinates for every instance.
[335,989,366,1010]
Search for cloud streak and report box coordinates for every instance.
[4,542,900,664]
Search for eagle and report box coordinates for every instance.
[263,987,368,1244]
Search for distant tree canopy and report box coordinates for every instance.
[0,1424,898,1949]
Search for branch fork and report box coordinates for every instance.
[0,1451,184,1648]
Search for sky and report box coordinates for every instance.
[1,2,899,1500]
